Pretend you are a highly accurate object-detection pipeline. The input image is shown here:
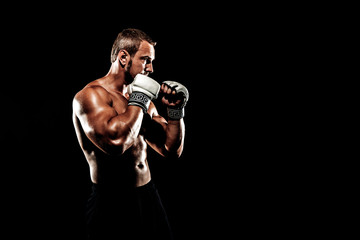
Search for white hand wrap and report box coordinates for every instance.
[128,74,160,113]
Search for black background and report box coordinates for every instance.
[1,4,322,240]
[2,7,241,239]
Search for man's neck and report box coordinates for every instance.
[104,63,128,95]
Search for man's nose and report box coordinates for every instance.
[146,63,154,73]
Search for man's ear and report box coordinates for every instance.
[118,50,129,68]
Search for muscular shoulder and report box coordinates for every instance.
[73,84,112,115]
[75,84,111,102]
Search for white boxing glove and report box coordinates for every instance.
[162,81,189,119]
[128,74,160,112]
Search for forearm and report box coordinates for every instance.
[99,106,144,154]
[144,79,188,158]
[164,119,185,156]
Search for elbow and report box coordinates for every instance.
[164,145,184,160]
[108,138,132,155]
[103,141,126,156]
[90,137,127,156]
[175,146,184,158]
[103,123,138,156]
[105,134,136,156]
[93,133,135,156]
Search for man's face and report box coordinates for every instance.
[127,41,155,78]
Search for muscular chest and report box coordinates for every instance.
[109,92,128,115]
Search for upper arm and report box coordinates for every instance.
[73,86,123,152]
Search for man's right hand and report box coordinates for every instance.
[127,74,160,112]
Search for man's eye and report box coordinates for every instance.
[141,56,151,63]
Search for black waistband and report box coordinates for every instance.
[135,180,155,191]
[92,180,155,193]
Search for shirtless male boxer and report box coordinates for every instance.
[72,28,189,240]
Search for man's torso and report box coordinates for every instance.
[73,79,152,187]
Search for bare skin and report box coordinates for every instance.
[72,41,185,187]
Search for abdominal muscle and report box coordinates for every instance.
[86,135,151,188]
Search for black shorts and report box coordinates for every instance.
[86,180,173,240]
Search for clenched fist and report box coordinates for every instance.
[160,81,189,120]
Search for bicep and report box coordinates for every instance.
[73,87,120,145]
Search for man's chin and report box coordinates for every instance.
[124,71,135,84]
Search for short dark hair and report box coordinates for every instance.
[110,28,156,63]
